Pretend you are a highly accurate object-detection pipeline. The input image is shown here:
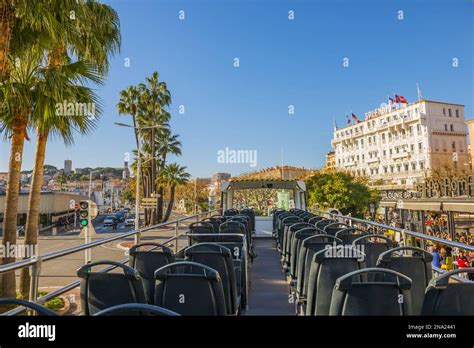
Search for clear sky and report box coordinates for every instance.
[1,0,472,177]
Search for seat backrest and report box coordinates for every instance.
[329,268,412,316]
[129,243,175,303]
[422,268,474,315]
[296,235,342,298]
[315,219,335,230]
[188,221,216,244]
[306,246,366,315]
[279,216,303,249]
[77,261,147,315]
[224,209,239,217]
[154,261,227,315]
[284,222,315,258]
[290,227,322,278]
[185,243,238,315]
[335,228,369,245]
[352,234,396,268]
[240,209,255,231]
[308,216,323,224]
[376,246,433,315]
[324,222,350,236]
[202,217,221,233]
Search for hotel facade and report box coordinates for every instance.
[331,99,469,187]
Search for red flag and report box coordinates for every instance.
[395,95,400,103]
[352,113,361,123]
[399,95,408,104]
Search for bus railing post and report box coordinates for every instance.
[29,256,43,309]
[174,220,179,254]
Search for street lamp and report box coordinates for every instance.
[115,122,164,232]
[88,170,100,200]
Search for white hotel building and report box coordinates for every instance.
[331,100,469,187]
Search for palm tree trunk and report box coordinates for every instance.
[163,185,175,222]
[157,156,166,223]
[150,130,156,224]
[18,132,47,299]
[1,115,27,301]
[0,1,14,79]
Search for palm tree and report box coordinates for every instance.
[18,59,103,298]
[156,129,182,222]
[2,0,119,299]
[160,163,190,222]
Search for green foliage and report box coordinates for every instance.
[305,172,379,217]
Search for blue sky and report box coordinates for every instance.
[1,0,472,176]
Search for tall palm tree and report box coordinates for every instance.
[156,129,181,222]
[18,59,103,298]
[0,49,42,299]
[159,163,190,222]
[3,0,119,299]
[138,73,170,224]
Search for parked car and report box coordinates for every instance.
[124,215,135,227]
[114,211,126,222]
[103,216,118,228]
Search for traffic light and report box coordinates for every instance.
[79,200,89,227]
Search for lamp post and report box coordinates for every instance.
[115,122,164,232]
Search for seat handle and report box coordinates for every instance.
[94,303,180,316]
[0,298,58,316]
[378,246,433,263]
[77,260,139,279]
[335,267,412,290]
[352,234,396,246]
[129,243,172,256]
[432,267,474,286]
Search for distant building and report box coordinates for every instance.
[211,172,231,185]
[64,160,72,175]
[332,99,469,187]
[323,151,336,173]
[123,161,130,179]
[239,166,315,180]
[466,119,474,171]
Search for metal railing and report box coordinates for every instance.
[310,209,473,282]
[0,209,220,316]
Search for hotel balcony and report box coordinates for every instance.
[391,151,410,160]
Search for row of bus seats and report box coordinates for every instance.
[273,209,474,316]
[0,209,256,317]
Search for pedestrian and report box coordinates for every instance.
[431,243,442,268]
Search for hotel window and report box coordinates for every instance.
[410,144,414,151]
[455,109,459,118]
[404,164,409,171]
[384,166,387,173]
[444,124,448,131]
[390,166,394,173]
[396,147,400,154]
[448,109,452,117]
[397,164,401,172]
[418,142,422,150]
[450,124,454,131]
[411,162,416,170]
[420,161,424,170]
[383,150,386,157]
[389,149,392,155]
[452,141,456,150]
[417,124,421,134]
[443,108,446,115]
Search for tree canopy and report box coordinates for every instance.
[305,171,379,217]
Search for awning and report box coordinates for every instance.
[380,201,396,208]
[396,200,441,211]
[442,201,474,213]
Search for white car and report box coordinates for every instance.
[124,215,135,227]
